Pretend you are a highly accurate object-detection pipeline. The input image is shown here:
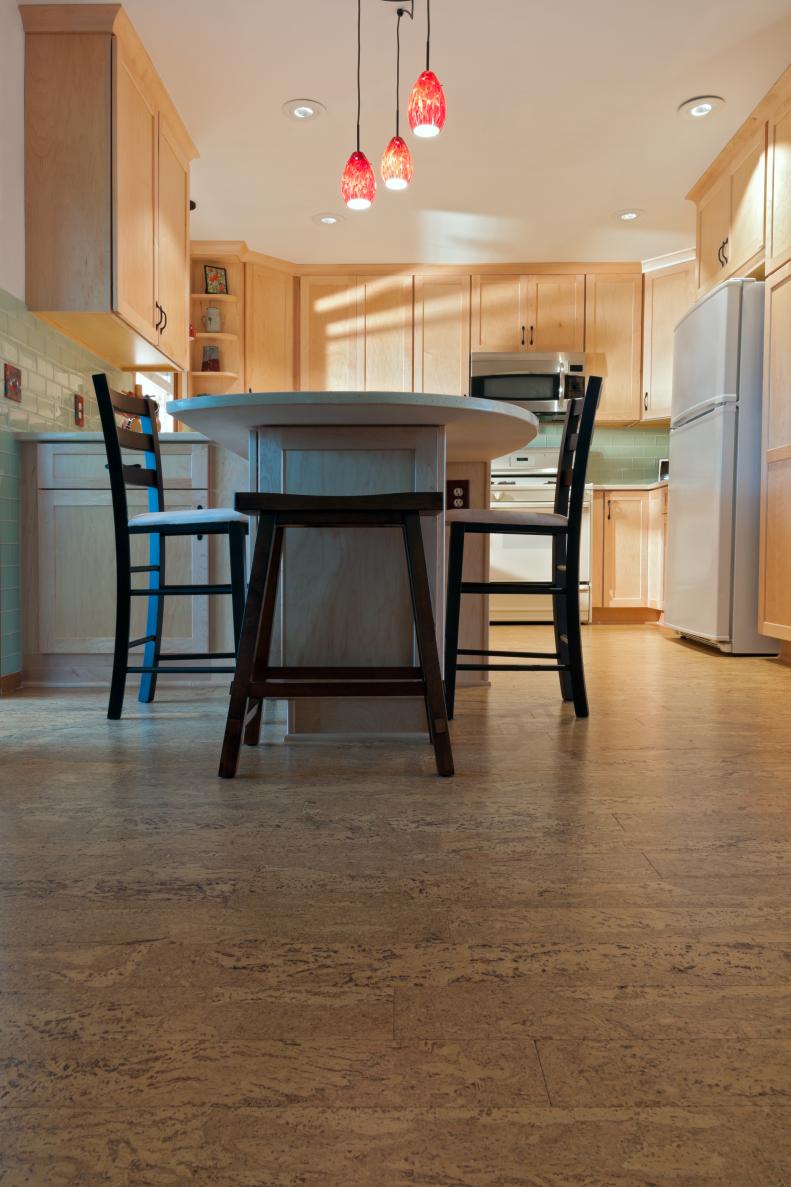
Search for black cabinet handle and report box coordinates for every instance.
[644,391,649,412]
[722,236,729,265]
[160,305,168,333]
[154,302,163,331]
[521,324,526,347]
[529,324,534,347]
[196,503,204,541]
[607,499,612,521]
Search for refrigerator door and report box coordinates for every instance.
[665,403,737,643]
[672,280,744,424]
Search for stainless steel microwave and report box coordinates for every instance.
[470,351,586,416]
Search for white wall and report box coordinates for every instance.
[0,0,25,300]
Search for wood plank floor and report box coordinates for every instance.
[1,625,791,1186]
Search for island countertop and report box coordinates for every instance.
[166,390,539,463]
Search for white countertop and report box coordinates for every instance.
[166,391,539,464]
[591,481,668,491]
[17,431,208,444]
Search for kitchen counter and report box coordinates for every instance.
[17,431,209,445]
[591,481,668,491]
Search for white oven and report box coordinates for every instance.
[489,450,592,625]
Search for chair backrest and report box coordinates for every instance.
[553,375,602,535]
[93,374,165,535]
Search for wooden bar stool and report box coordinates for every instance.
[94,373,249,720]
[219,492,453,779]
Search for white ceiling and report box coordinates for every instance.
[54,0,791,263]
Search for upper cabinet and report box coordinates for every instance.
[767,94,791,274]
[641,262,694,422]
[471,274,584,353]
[414,275,471,396]
[585,274,643,424]
[22,6,197,371]
[300,274,413,393]
[245,261,296,392]
[692,127,767,296]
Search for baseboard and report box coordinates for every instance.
[0,671,22,695]
[591,608,662,625]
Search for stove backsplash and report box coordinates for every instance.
[530,423,670,485]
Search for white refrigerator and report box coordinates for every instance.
[665,278,778,655]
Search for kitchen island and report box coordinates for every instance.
[169,391,538,739]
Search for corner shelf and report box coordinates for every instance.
[193,332,238,341]
[190,293,239,302]
[188,371,239,380]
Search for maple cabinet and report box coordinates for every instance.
[641,262,694,422]
[414,275,471,396]
[245,262,297,392]
[300,274,414,392]
[694,128,766,296]
[22,6,197,371]
[591,486,668,617]
[758,262,791,642]
[767,94,791,274]
[585,274,643,424]
[471,274,584,353]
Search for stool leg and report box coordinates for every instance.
[444,522,465,720]
[219,513,277,778]
[565,580,589,718]
[228,523,247,654]
[552,536,574,703]
[138,532,164,705]
[403,512,454,778]
[108,556,131,721]
[244,525,283,747]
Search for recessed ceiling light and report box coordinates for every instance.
[678,95,725,120]
[312,212,344,226]
[616,209,644,222]
[282,98,326,122]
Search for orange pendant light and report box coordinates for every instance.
[381,6,414,190]
[341,0,376,210]
[408,0,446,138]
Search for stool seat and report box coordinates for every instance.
[129,507,249,531]
[446,508,568,529]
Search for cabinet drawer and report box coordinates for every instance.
[36,443,209,490]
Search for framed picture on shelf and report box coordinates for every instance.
[204,265,228,295]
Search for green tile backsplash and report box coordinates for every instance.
[532,422,670,485]
[0,286,123,684]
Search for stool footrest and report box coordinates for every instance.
[260,666,422,680]
[246,678,427,699]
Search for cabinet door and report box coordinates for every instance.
[526,274,585,352]
[414,274,470,395]
[759,262,791,641]
[603,491,649,607]
[729,129,766,276]
[647,486,669,609]
[585,274,643,423]
[113,40,158,344]
[358,275,414,392]
[767,97,791,274]
[156,113,190,369]
[37,488,209,655]
[697,176,730,295]
[471,275,527,351]
[300,276,361,390]
[641,263,693,421]
[246,263,296,391]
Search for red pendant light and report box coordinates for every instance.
[381,6,414,190]
[341,0,376,210]
[408,0,446,138]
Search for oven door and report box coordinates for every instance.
[470,371,563,414]
[488,494,591,624]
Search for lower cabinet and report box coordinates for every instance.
[758,261,791,642]
[591,486,668,620]
[22,442,210,685]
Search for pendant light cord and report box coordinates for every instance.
[396,8,402,136]
[426,0,431,70]
[356,0,361,151]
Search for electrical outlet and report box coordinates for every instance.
[446,478,470,510]
[73,393,85,427]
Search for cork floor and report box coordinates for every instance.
[1,625,791,1186]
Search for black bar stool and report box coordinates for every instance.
[94,373,248,720]
[218,492,453,779]
[444,375,602,719]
